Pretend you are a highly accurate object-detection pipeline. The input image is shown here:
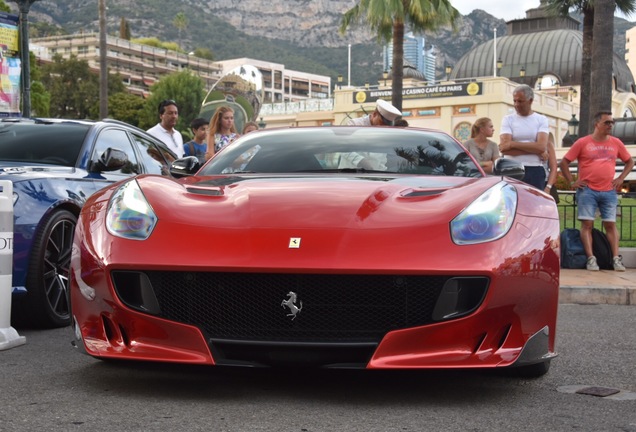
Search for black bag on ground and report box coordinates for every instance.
[591,228,613,270]
[560,228,587,269]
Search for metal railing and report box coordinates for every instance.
[558,191,636,245]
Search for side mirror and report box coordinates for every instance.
[170,156,201,178]
[90,148,128,173]
[492,158,525,180]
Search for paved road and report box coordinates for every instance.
[1,304,635,432]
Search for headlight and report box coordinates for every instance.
[106,179,157,240]
[450,182,517,245]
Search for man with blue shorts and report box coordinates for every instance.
[560,111,634,271]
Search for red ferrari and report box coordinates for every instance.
[70,126,560,377]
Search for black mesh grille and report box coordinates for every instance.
[136,271,455,343]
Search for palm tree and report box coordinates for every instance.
[173,12,188,50]
[545,0,635,135]
[591,0,617,114]
[340,0,459,111]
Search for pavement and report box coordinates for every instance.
[560,268,636,305]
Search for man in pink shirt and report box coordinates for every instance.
[560,111,634,271]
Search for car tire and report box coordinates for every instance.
[514,359,551,378]
[23,209,77,328]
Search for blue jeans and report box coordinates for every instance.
[576,186,618,222]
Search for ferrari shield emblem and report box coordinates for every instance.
[289,237,301,248]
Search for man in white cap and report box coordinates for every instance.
[347,99,402,126]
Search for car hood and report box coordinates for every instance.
[138,174,505,230]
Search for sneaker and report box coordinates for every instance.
[586,256,600,271]
[613,256,626,272]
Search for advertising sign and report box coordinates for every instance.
[0,12,21,117]
[352,82,483,105]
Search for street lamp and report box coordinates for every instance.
[257,117,267,129]
[337,74,343,90]
[364,81,369,89]
[568,114,579,137]
[519,66,526,77]
[496,58,503,76]
[562,114,580,147]
[382,70,389,86]
[11,0,40,117]
[569,87,578,102]
[445,64,452,80]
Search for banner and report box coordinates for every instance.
[0,12,20,117]
[353,82,483,104]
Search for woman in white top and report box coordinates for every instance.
[463,117,500,174]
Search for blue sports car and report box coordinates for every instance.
[1,118,177,328]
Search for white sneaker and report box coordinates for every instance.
[586,256,600,271]
[613,256,626,272]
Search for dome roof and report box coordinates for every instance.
[451,29,634,93]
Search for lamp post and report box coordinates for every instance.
[337,74,343,90]
[568,114,579,137]
[445,64,452,81]
[364,81,369,89]
[257,117,267,129]
[519,66,526,78]
[496,58,503,77]
[562,114,580,147]
[11,0,40,117]
[569,87,578,102]
[382,70,389,87]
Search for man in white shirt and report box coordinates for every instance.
[147,99,184,158]
[499,84,549,189]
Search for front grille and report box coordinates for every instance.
[141,271,452,343]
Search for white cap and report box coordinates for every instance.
[376,99,402,123]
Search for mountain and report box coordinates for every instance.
[10,0,634,86]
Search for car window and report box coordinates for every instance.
[201,128,482,177]
[131,133,173,176]
[91,128,140,175]
[0,122,89,166]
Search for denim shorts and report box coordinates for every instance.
[576,186,618,222]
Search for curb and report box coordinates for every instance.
[559,285,636,305]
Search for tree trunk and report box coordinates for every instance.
[99,0,108,119]
[578,7,594,137]
[589,0,614,120]
[391,21,404,112]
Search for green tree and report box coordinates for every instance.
[340,0,459,111]
[0,0,10,12]
[546,0,635,135]
[119,17,131,40]
[138,70,205,133]
[41,54,125,119]
[173,12,189,50]
[105,92,146,126]
[192,47,214,60]
[28,51,50,116]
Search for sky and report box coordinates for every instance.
[451,0,634,22]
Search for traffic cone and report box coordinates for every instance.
[0,180,25,350]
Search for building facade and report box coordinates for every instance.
[31,34,331,104]
[383,32,437,83]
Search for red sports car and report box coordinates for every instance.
[70,126,560,377]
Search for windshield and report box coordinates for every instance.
[199,127,482,177]
[0,122,90,166]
